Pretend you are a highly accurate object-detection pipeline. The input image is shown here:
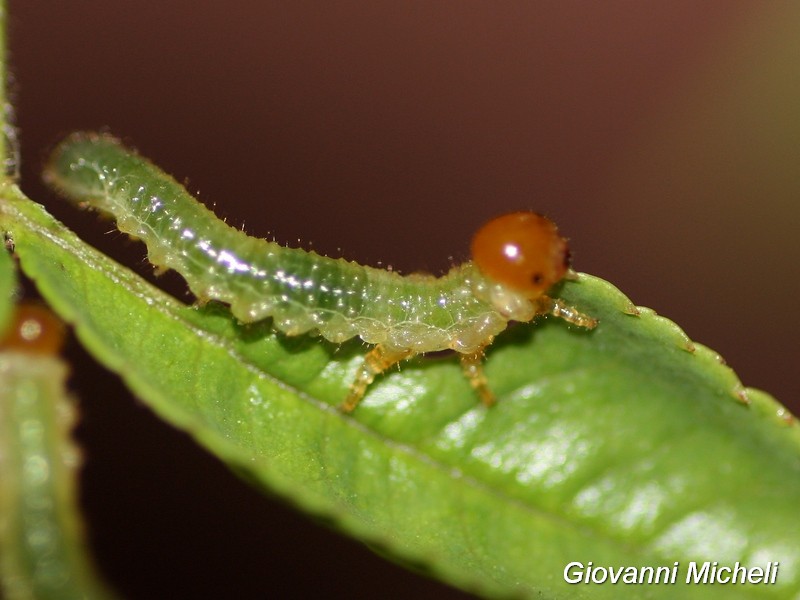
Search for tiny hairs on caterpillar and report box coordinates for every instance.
[44,132,597,412]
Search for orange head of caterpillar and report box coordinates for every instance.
[471,212,570,318]
[0,303,66,355]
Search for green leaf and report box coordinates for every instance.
[0,233,15,338]
[1,186,798,599]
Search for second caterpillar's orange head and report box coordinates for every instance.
[471,211,570,300]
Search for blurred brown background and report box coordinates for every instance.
[9,2,799,598]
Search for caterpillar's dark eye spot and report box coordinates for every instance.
[563,247,572,269]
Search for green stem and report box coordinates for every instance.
[0,0,18,180]
[0,0,6,169]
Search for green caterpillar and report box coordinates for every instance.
[44,132,596,411]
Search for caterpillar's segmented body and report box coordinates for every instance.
[45,132,597,411]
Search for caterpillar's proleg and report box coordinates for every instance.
[340,345,413,412]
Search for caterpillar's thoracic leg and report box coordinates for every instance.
[459,347,495,407]
[541,296,599,329]
[340,344,413,413]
